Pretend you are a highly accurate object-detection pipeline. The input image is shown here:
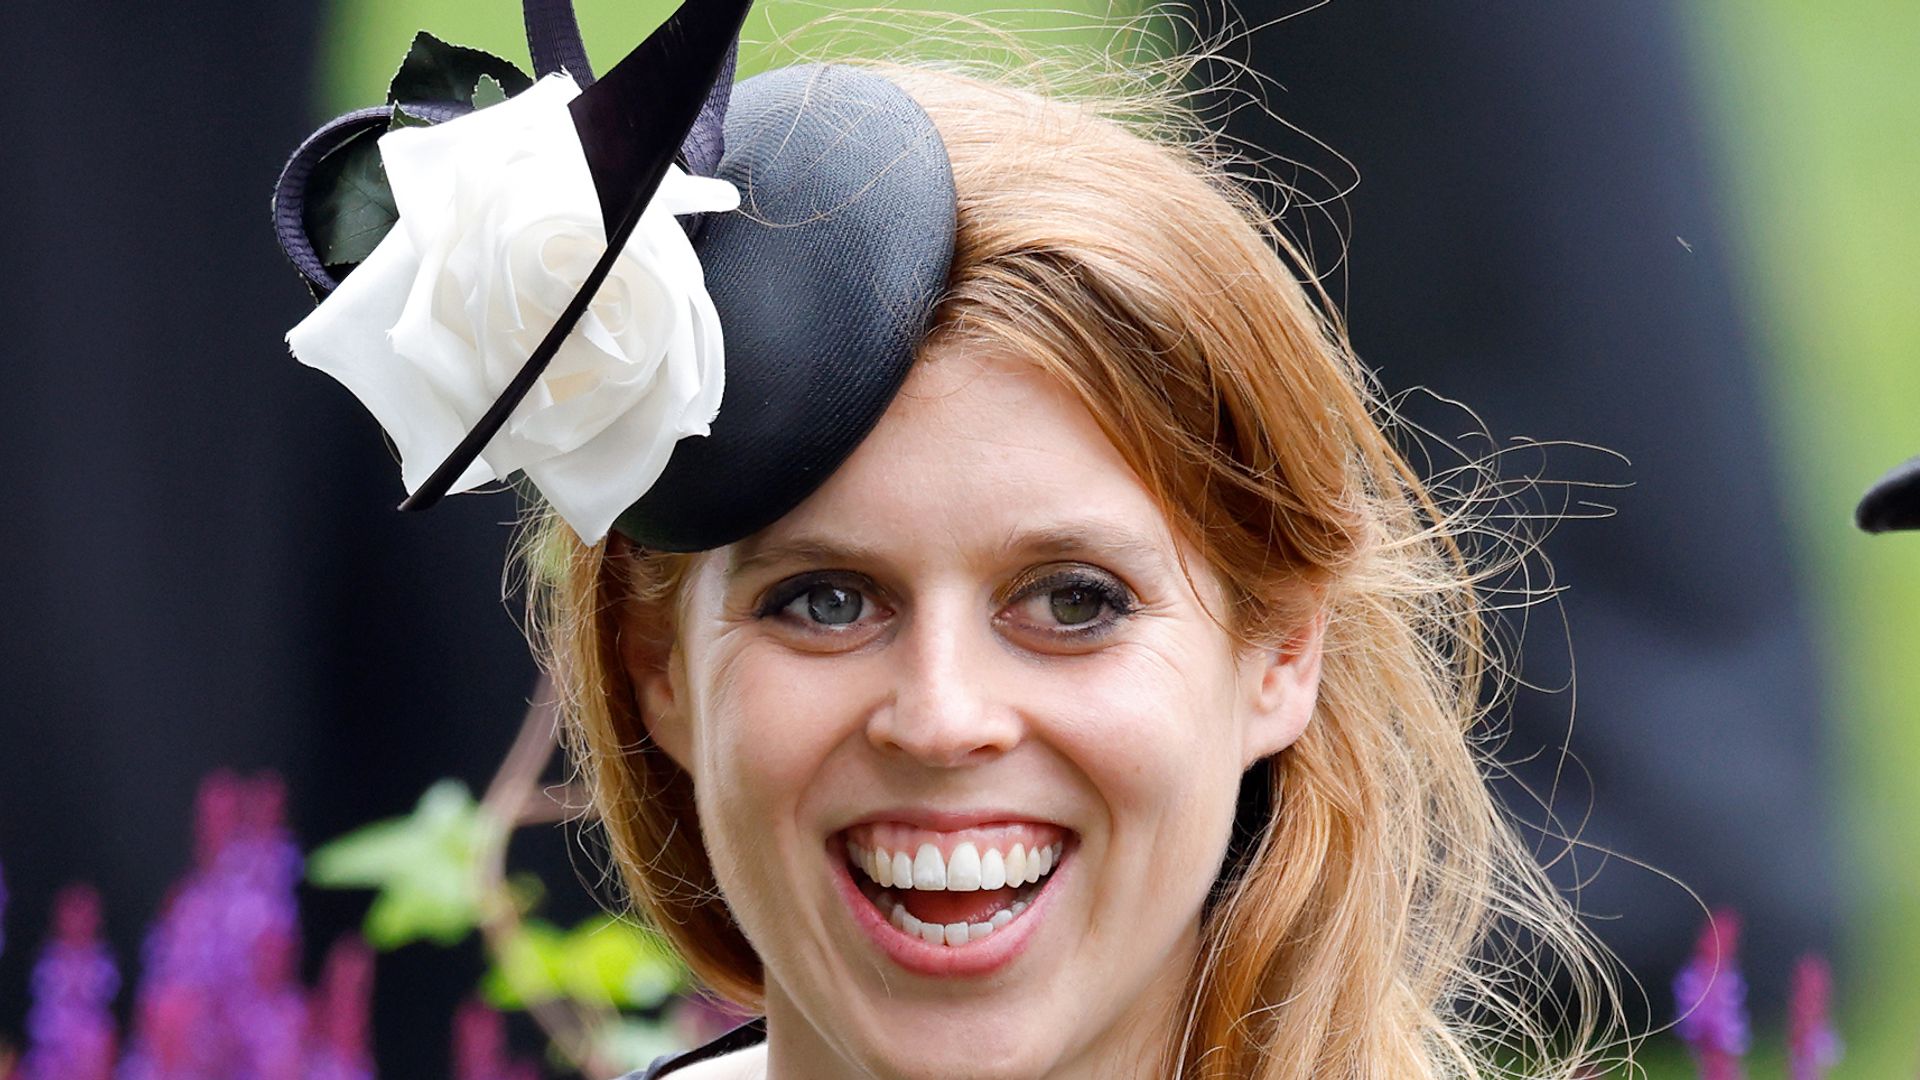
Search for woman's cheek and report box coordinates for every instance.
[700,642,850,804]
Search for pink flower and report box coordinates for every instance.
[452,999,538,1080]
[1672,908,1748,1080]
[1786,954,1841,1080]
[304,936,377,1080]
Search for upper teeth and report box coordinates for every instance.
[848,840,1063,891]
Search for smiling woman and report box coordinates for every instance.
[269,0,1624,1073]
[523,58,1626,1080]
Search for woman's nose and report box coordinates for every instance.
[865,601,1021,768]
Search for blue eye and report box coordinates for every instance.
[798,584,863,626]
[758,574,880,632]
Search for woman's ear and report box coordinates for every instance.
[609,538,695,774]
[1239,607,1328,769]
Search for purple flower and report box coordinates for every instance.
[21,885,120,1080]
[121,772,308,1080]
[1787,954,1841,1080]
[1673,908,1749,1080]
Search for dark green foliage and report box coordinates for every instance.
[388,31,533,110]
[305,36,533,276]
[304,126,398,268]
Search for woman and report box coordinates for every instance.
[540,60,1625,1080]
[276,2,1623,1075]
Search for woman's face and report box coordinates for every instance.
[627,342,1324,1079]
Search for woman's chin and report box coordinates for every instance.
[835,1011,1075,1080]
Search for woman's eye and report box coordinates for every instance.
[1004,568,1137,639]
[796,584,863,626]
[758,575,883,633]
[1047,584,1108,627]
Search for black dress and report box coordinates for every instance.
[620,1018,769,1079]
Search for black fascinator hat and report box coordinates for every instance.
[273,0,957,550]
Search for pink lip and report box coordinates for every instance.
[827,833,1065,978]
[841,806,1066,832]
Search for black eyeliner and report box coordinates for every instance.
[754,570,871,619]
[1007,564,1140,639]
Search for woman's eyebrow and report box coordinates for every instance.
[999,524,1172,571]
[726,536,887,579]
[726,523,1173,580]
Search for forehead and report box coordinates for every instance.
[727,340,1178,570]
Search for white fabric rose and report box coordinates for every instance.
[286,73,741,543]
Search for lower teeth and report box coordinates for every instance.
[878,890,1031,947]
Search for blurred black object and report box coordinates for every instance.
[1858,455,1920,532]
[0,4,547,1074]
[1199,0,1839,1018]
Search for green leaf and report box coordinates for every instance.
[480,915,688,1012]
[558,916,686,1009]
[303,125,398,268]
[388,30,532,108]
[308,780,489,949]
[471,73,508,111]
[481,918,569,1009]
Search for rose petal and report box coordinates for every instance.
[650,166,743,218]
[520,377,704,544]
[287,229,496,496]
[379,74,586,252]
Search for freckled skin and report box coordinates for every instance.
[630,342,1325,1080]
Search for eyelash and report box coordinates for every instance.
[752,566,1140,641]
[1002,567,1140,641]
[755,572,880,626]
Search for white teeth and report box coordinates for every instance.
[912,844,947,890]
[979,847,1006,890]
[946,843,982,891]
[872,890,1041,949]
[849,837,1066,891]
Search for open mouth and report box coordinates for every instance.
[842,822,1071,949]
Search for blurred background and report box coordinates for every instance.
[0,1,1913,1076]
